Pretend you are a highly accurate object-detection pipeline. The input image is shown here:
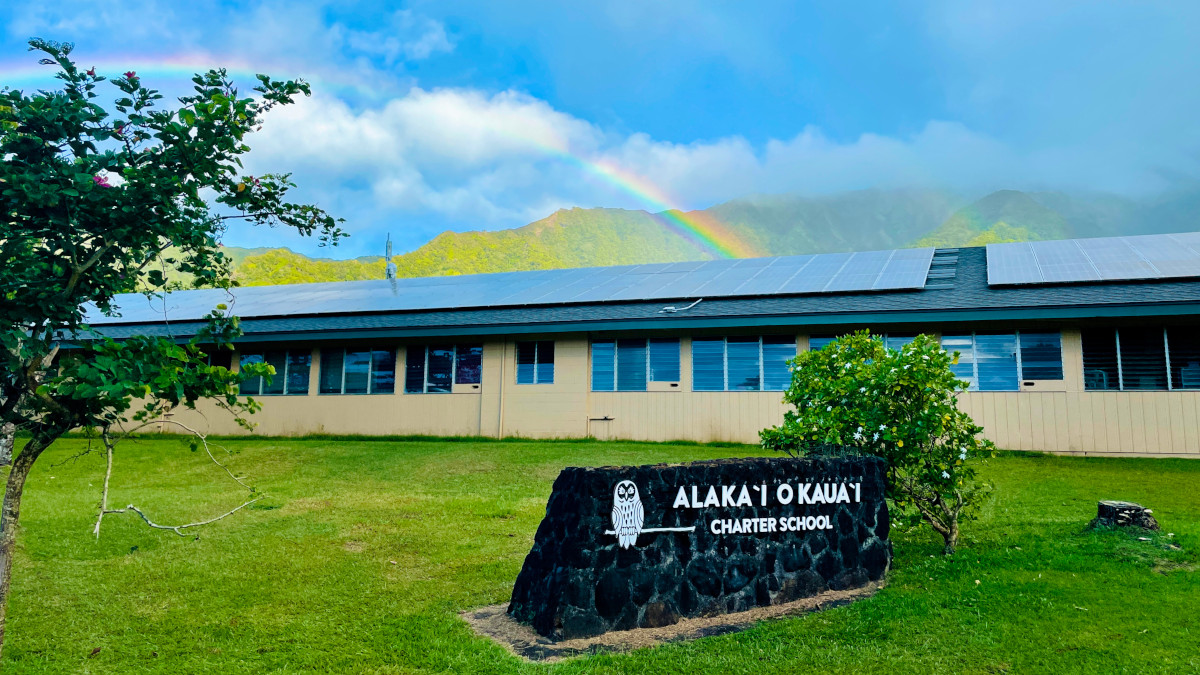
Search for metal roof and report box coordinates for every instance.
[86,247,935,325]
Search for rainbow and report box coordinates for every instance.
[0,51,370,97]
[526,140,760,259]
[2,53,760,259]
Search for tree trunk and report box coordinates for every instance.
[0,424,13,467]
[0,431,55,658]
[942,518,959,555]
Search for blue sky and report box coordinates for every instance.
[3,1,1199,256]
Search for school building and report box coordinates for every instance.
[91,231,1200,457]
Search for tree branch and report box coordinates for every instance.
[95,419,258,538]
[102,497,261,537]
[151,419,252,490]
[92,431,114,538]
[63,240,117,298]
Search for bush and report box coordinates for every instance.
[761,331,995,554]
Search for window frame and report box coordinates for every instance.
[318,347,396,395]
[810,333,921,352]
[1083,327,1198,391]
[515,340,555,385]
[590,338,682,391]
[940,330,1065,392]
[405,344,484,394]
[690,336,796,392]
[238,348,311,396]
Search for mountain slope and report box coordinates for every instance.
[389,207,709,277]
[708,188,964,254]
[915,190,1072,246]
[227,189,968,286]
[216,186,1200,287]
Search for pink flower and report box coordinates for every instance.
[93,174,112,188]
[124,71,136,79]
[86,67,96,77]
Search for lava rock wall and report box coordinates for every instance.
[508,455,891,639]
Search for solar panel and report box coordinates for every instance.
[87,247,938,324]
[825,250,891,292]
[875,248,938,290]
[987,232,1200,286]
[735,257,811,295]
[780,252,851,293]
[1032,240,1099,283]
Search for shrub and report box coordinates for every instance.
[761,331,995,554]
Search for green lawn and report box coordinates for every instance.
[4,436,1198,674]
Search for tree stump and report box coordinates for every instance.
[1088,500,1159,531]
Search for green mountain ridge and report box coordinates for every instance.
[214,187,1200,287]
[915,190,1071,247]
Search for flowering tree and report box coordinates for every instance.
[761,331,995,554]
[0,39,344,655]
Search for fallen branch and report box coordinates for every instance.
[94,419,260,538]
[92,432,115,538]
[102,497,262,537]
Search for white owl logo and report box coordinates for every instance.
[611,480,645,549]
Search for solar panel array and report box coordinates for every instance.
[987,233,1200,286]
[89,247,936,324]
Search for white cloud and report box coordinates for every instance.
[241,80,1191,253]
[340,10,454,63]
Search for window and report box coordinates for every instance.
[690,336,795,392]
[762,336,797,390]
[239,349,310,396]
[726,337,761,390]
[1168,328,1200,389]
[811,333,916,352]
[692,339,725,391]
[516,341,554,384]
[1083,327,1197,391]
[319,348,396,394]
[941,335,976,389]
[589,337,685,391]
[405,344,483,393]
[1119,328,1167,390]
[648,338,681,382]
[975,333,1019,391]
[616,339,648,391]
[1019,333,1064,380]
[206,349,234,371]
[808,335,837,351]
[941,331,1062,391]
[885,334,917,351]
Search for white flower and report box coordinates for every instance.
[859,387,867,393]
[873,432,880,441]
[853,431,863,440]
[827,406,833,412]
[856,426,863,432]
[959,450,968,460]
[942,471,950,479]
[879,424,887,430]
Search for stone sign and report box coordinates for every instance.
[508,455,891,639]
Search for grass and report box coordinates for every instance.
[2,437,1198,674]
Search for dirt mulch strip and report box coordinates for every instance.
[462,580,885,663]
